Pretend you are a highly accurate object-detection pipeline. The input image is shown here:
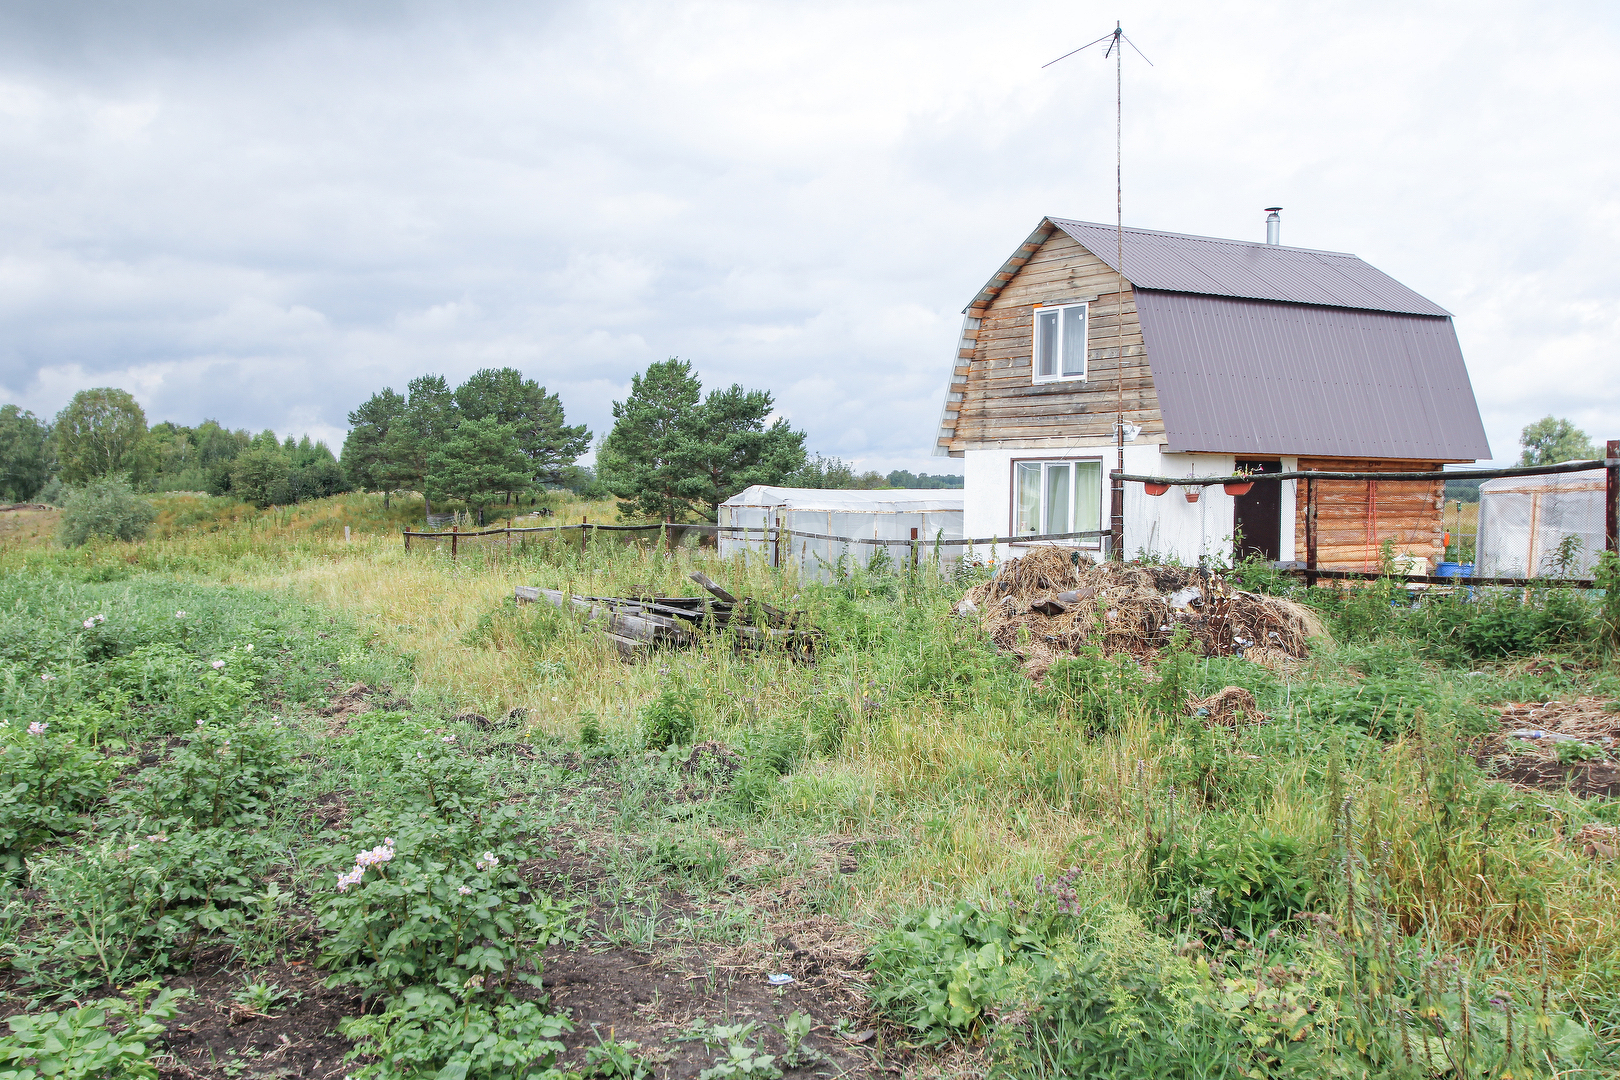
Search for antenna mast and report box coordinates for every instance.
[1044,22,1151,560]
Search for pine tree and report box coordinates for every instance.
[598,359,806,522]
[452,368,590,497]
[427,417,532,521]
[382,376,456,518]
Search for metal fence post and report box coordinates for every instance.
[910,527,919,572]
[1305,475,1317,588]
[1607,439,1618,555]
[772,511,782,569]
[1109,468,1124,560]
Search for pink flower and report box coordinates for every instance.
[39,674,55,682]
[441,735,456,743]
[28,722,48,736]
[174,611,187,619]
[211,660,226,670]
[458,885,473,895]
[336,866,365,891]
[475,851,499,871]
[244,644,253,652]
[146,833,168,843]
[83,618,96,629]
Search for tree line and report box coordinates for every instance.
[0,390,345,508]
[2,357,966,519]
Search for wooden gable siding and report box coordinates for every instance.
[1293,457,1446,571]
[945,230,1163,451]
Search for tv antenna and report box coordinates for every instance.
[1044,22,1152,560]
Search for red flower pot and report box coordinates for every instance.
[1144,482,1170,496]
[1223,481,1254,496]
[1184,487,1201,503]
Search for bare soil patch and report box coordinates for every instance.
[1478,696,1620,798]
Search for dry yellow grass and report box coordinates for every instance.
[0,506,61,551]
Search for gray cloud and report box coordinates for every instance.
[1,0,1615,471]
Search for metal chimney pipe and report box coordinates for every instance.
[1264,207,1282,245]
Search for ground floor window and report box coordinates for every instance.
[1014,458,1102,538]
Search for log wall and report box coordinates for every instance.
[1295,457,1446,571]
[944,230,1163,452]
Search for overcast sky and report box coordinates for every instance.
[0,0,1615,472]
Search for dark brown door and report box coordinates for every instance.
[1232,460,1282,562]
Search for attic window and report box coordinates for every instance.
[1033,302,1087,383]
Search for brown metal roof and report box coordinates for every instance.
[1135,290,1491,461]
[1049,218,1453,317]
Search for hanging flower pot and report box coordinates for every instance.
[1144,481,1170,496]
[1223,480,1254,496]
[1184,487,1201,503]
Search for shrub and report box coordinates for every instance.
[22,827,282,986]
[0,981,187,1080]
[229,447,291,509]
[1147,819,1320,937]
[339,987,571,1080]
[56,476,156,546]
[868,901,1045,1038]
[1036,638,1196,735]
[1594,550,1620,656]
[641,688,698,750]
[1037,647,1144,735]
[316,808,578,997]
[0,722,120,869]
[99,644,259,733]
[114,716,302,827]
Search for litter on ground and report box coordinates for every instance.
[955,547,1328,681]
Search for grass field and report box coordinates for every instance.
[1,492,1618,1078]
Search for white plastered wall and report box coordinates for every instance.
[963,444,1299,565]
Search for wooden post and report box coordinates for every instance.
[506,527,512,556]
[910,526,919,572]
[451,525,458,561]
[1305,475,1318,588]
[1607,439,1618,555]
[403,527,411,553]
[581,516,588,556]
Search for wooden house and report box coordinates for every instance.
[934,216,1491,569]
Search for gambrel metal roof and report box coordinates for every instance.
[1048,218,1453,317]
[937,216,1489,460]
[1134,290,1490,461]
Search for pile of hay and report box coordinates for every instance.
[955,547,1329,680]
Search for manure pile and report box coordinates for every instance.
[956,547,1328,680]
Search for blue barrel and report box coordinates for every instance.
[1436,561,1463,578]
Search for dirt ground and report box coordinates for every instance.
[1478,696,1620,798]
[148,934,886,1080]
[141,684,897,1079]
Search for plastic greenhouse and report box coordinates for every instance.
[1474,466,1607,578]
[717,486,964,579]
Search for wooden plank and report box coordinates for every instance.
[605,632,648,661]
[689,571,738,605]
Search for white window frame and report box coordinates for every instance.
[1011,457,1103,545]
[1031,301,1089,384]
